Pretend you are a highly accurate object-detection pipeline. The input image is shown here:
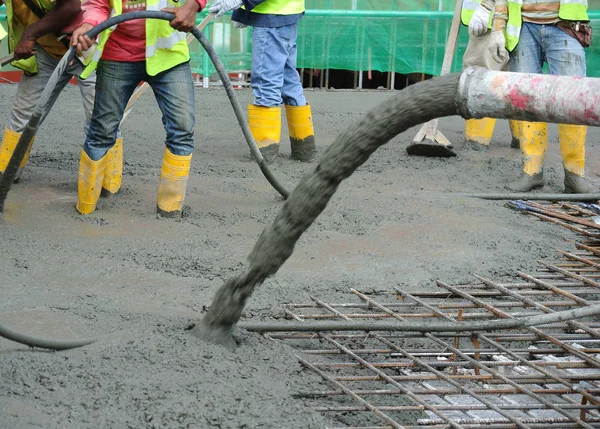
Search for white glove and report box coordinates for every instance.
[489,31,508,65]
[468,4,491,37]
[233,21,247,29]
[209,0,243,18]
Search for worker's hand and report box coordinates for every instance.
[468,4,491,37]
[208,0,243,19]
[489,31,508,65]
[232,20,247,29]
[13,32,37,60]
[163,0,200,32]
[71,23,94,57]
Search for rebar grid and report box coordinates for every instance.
[508,201,600,239]
[266,251,600,428]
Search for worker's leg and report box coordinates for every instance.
[461,32,506,149]
[1,46,74,181]
[77,60,142,214]
[77,71,124,196]
[507,23,547,191]
[148,61,195,218]
[544,24,596,193]
[248,26,287,164]
[278,23,317,162]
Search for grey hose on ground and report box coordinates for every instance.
[468,193,600,201]
[238,303,600,333]
[0,11,289,215]
[0,322,97,350]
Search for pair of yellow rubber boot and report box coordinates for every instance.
[77,146,191,217]
[465,118,521,149]
[247,104,317,164]
[0,127,124,194]
[506,122,596,193]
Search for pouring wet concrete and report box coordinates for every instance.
[1,84,599,428]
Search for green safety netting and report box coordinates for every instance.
[2,1,600,78]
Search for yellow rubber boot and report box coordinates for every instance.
[157,148,192,218]
[0,128,20,175]
[101,137,123,196]
[76,150,107,215]
[559,124,596,193]
[509,120,521,149]
[248,104,281,165]
[464,118,496,148]
[285,104,317,162]
[0,128,36,182]
[506,121,547,192]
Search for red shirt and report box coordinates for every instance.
[82,0,207,62]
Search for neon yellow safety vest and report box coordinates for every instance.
[461,0,588,52]
[81,0,190,78]
[243,0,304,15]
[0,23,7,40]
[5,0,57,73]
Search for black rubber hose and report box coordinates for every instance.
[0,11,289,214]
[0,11,292,350]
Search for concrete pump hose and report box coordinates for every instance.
[238,303,600,333]
[0,322,97,351]
[0,11,289,214]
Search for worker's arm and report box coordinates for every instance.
[469,0,494,37]
[70,0,109,56]
[489,0,508,64]
[493,0,508,32]
[14,0,81,59]
[163,0,207,32]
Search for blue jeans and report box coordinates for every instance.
[84,60,195,161]
[251,24,306,107]
[510,22,586,77]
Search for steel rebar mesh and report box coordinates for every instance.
[261,247,600,429]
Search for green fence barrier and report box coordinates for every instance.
[2,5,600,79]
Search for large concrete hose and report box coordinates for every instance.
[0,11,290,215]
[3,63,600,350]
[193,69,600,348]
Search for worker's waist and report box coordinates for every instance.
[231,9,303,28]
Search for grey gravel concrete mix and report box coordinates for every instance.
[1,83,599,428]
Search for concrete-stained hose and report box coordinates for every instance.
[193,69,600,349]
[0,322,97,351]
[238,303,600,333]
[0,11,289,214]
[191,74,463,349]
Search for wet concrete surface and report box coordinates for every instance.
[1,83,600,428]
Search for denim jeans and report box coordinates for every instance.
[251,24,306,107]
[84,60,195,161]
[8,44,96,135]
[510,22,586,77]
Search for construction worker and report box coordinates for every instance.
[71,0,207,217]
[0,0,123,194]
[461,0,520,150]
[209,0,317,164]
[483,0,595,193]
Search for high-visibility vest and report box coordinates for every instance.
[243,0,304,15]
[5,0,57,73]
[0,23,7,40]
[461,0,588,52]
[81,0,189,78]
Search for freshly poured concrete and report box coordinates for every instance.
[1,84,599,428]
